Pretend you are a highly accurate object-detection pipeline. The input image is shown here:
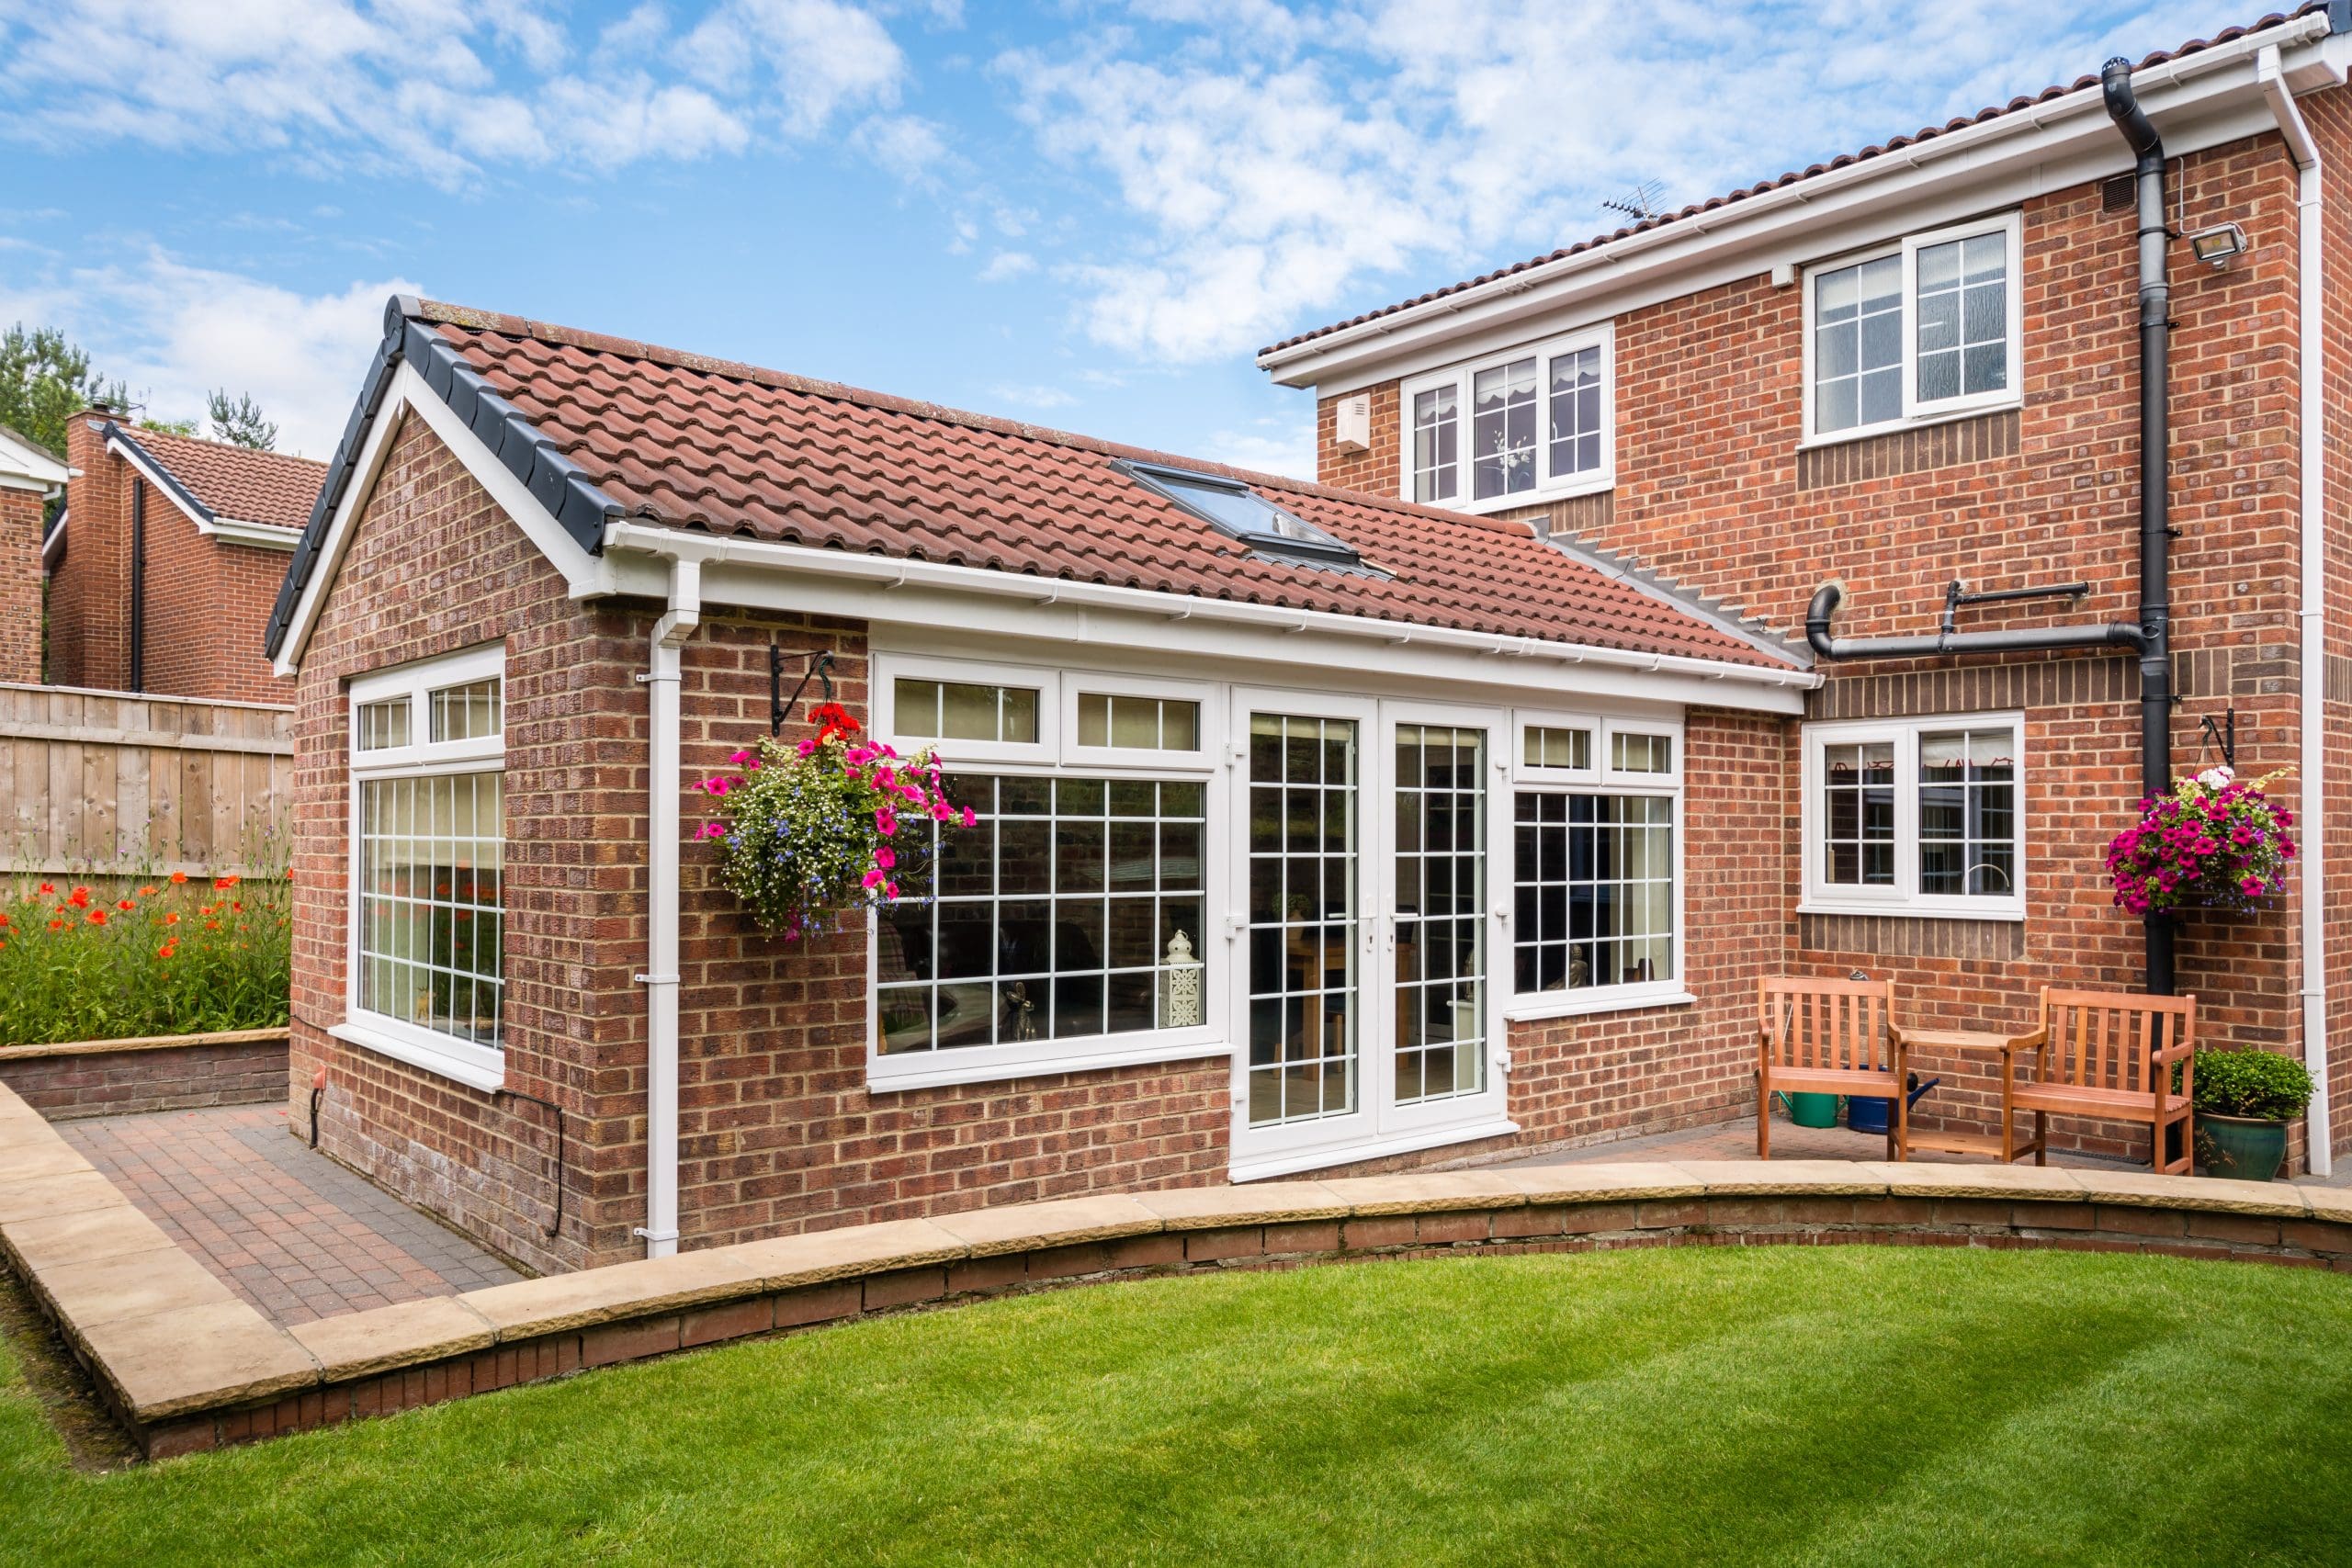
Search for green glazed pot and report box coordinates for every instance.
[2196,1112,2290,1182]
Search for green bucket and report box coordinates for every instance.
[1775,1091,1840,1129]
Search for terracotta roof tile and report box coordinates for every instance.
[124,426,324,531]
[418,302,1795,669]
[1260,6,2326,357]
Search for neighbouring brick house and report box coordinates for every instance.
[266,8,2351,1275]
[48,412,322,703]
[0,423,69,684]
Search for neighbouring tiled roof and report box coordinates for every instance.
[115,424,324,531]
[1260,5,2333,358]
[388,299,1796,669]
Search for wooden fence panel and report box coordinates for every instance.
[0,682,293,877]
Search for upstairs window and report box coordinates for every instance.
[1124,460,1362,570]
[1399,326,1613,513]
[1805,212,2021,441]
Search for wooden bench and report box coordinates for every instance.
[2007,988,2196,1175]
[1757,976,1908,1160]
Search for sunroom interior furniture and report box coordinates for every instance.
[1756,976,1909,1161]
[2006,988,2196,1176]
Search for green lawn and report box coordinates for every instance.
[5,1247,2351,1566]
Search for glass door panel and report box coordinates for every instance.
[1244,712,1359,1128]
[1392,723,1487,1106]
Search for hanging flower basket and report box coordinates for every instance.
[2104,765,2296,918]
[698,703,973,941]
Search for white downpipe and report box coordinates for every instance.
[638,558,701,1255]
[2259,46,2332,1175]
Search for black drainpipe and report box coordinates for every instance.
[129,476,145,694]
[1804,56,2175,994]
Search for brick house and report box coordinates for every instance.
[267,9,2349,1274]
[0,423,69,685]
[48,412,322,703]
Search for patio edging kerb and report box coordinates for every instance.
[0,1081,2345,1459]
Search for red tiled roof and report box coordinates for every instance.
[417,301,1794,669]
[1260,6,2326,357]
[127,425,324,531]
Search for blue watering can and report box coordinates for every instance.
[1846,1073,1939,1136]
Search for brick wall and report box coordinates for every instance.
[0,483,41,684]
[0,1035,288,1119]
[1317,131,2322,1159]
[46,412,289,702]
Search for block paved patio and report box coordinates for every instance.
[57,1105,521,1328]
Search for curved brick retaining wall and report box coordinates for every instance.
[0,1078,2346,1460]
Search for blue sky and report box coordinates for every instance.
[0,0,2227,469]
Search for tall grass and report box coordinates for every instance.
[0,868,291,1046]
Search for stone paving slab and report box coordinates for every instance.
[56,1105,521,1327]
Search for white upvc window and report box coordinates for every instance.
[338,644,507,1090]
[1801,713,2026,920]
[869,655,1226,1091]
[1802,211,2023,444]
[1397,325,1613,514]
[1506,710,1687,1020]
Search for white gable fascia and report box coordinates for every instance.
[599,520,1815,715]
[271,362,618,676]
[0,425,68,492]
[1263,16,2336,394]
[105,433,217,531]
[39,510,65,570]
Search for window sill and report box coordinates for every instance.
[1227,1116,1521,1184]
[1794,400,2020,453]
[1798,899,2026,924]
[1506,987,1696,1023]
[329,1019,505,1092]
[1416,477,1613,519]
[866,1035,1230,1094]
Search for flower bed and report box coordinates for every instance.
[0,872,290,1046]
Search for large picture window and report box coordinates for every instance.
[1398,326,1612,513]
[342,645,505,1088]
[871,659,1221,1089]
[1804,212,2021,442]
[1802,714,2024,919]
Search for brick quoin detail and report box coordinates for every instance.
[1317,121,2352,1162]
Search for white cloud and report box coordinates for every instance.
[854,113,950,183]
[989,382,1076,411]
[1202,421,1314,481]
[978,250,1036,282]
[1000,0,2227,362]
[0,0,914,187]
[0,250,421,457]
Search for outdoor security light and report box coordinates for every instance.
[2188,222,2248,268]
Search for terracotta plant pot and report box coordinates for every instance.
[2195,1112,2290,1183]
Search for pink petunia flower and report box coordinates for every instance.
[698,821,728,840]
[959,806,977,829]
[701,777,732,797]
[796,738,817,758]
[875,846,896,871]
[876,807,899,837]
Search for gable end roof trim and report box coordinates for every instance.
[263,296,625,660]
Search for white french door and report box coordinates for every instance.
[1227,691,1510,1179]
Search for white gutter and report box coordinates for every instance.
[1259,12,2334,385]
[635,558,700,1256]
[598,520,1819,697]
[2259,43,2334,1176]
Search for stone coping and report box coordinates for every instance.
[0,1078,2346,1458]
[0,1027,291,1062]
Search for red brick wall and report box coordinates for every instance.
[50,411,129,692]
[0,483,41,684]
[1317,135,2318,1160]
[46,413,288,702]
[0,1036,288,1120]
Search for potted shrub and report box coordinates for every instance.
[2191,1048,2314,1182]
[2105,765,2296,917]
[698,702,972,941]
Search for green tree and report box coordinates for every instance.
[205,389,277,450]
[0,323,125,457]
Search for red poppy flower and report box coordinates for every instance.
[87,910,107,925]
[116,898,135,911]
[168,871,188,885]
[37,882,53,895]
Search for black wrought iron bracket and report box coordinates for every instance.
[2198,708,2236,772]
[770,647,836,736]
[1939,578,2090,637]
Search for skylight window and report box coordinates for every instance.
[1123,461,1363,570]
